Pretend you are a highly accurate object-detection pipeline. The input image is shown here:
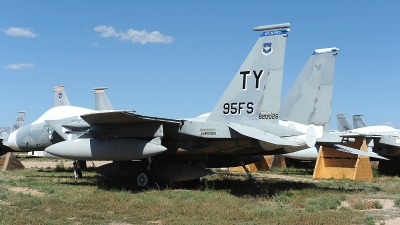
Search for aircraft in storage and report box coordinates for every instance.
[7,23,385,186]
[43,23,305,186]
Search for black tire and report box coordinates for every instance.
[135,170,152,187]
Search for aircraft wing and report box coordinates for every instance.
[340,132,400,138]
[325,144,388,160]
[80,110,181,125]
[227,122,299,147]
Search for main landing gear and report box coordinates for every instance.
[73,160,83,179]
[135,157,155,187]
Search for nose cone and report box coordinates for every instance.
[7,130,21,151]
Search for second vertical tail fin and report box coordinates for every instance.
[337,114,353,131]
[280,47,339,126]
[352,114,367,129]
[94,87,114,111]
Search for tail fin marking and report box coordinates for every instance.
[54,85,71,107]
[206,23,290,126]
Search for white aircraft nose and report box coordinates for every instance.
[7,130,21,151]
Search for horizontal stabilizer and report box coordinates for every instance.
[327,144,388,160]
[227,122,299,147]
[340,131,400,138]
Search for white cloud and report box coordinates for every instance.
[94,25,174,44]
[92,42,98,47]
[6,63,35,70]
[3,27,37,38]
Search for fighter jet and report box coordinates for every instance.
[39,23,330,186]
[336,114,400,158]
[41,23,388,186]
[7,85,115,153]
[26,86,71,157]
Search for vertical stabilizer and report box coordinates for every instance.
[11,111,25,132]
[280,47,339,126]
[206,23,290,125]
[54,85,71,107]
[94,87,114,111]
[352,114,367,129]
[337,114,353,131]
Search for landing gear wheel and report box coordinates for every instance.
[136,170,152,187]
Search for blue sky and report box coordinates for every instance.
[1,1,400,130]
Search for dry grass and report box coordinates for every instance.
[1,164,399,224]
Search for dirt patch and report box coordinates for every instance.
[6,186,45,197]
[146,221,162,224]
[0,200,11,205]
[340,198,400,224]
[379,217,400,225]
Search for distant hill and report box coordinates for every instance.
[0,126,11,133]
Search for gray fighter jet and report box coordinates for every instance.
[337,114,400,158]
[6,86,115,152]
[40,23,320,185]
[42,23,387,186]
[26,86,71,157]
[8,23,386,186]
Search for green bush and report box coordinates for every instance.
[372,200,383,209]
[365,216,375,225]
[394,198,400,208]
[55,161,66,172]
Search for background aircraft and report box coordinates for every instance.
[28,86,71,157]
[1,111,26,154]
[337,114,400,159]
[27,86,114,159]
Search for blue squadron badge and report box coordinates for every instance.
[262,43,273,56]
[58,92,63,100]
